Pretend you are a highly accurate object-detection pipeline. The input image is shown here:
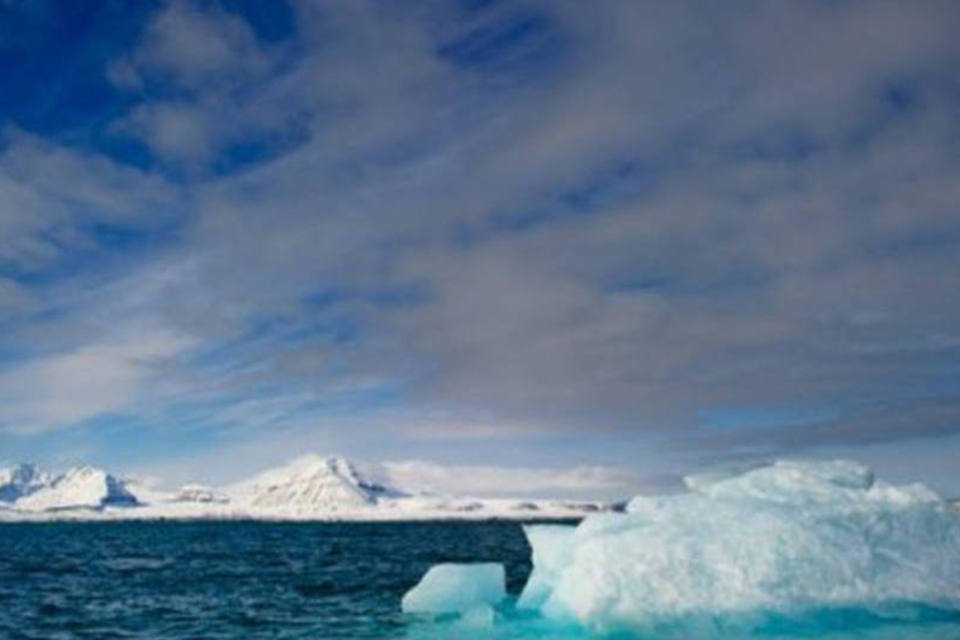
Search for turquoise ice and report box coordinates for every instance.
[530,460,960,633]
[401,562,506,615]
[409,460,960,637]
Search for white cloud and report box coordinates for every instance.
[0,131,176,271]
[115,0,272,90]
[0,329,191,434]
[2,0,959,489]
[107,0,289,164]
[97,0,960,458]
[381,459,639,499]
[120,102,222,163]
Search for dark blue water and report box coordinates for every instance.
[3,521,959,639]
[0,521,535,639]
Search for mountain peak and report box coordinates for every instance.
[231,454,400,513]
[16,464,137,512]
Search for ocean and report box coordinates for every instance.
[1,521,534,639]
[2,521,959,639]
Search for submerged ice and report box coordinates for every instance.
[405,460,960,636]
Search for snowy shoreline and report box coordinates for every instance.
[0,511,588,524]
[0,500,594,523]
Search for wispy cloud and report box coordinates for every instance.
[382,459,639,500]
[0,130,176,272]
[0,328,190,434]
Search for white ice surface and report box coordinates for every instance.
[523,460,960,632]
[402,563,506,614]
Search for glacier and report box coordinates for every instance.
[407,459,960,637]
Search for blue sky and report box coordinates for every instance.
[1,0,959,498]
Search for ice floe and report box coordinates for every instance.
[402,563,506,615]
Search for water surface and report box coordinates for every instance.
[2,521,958,639]
[1,521,533,639]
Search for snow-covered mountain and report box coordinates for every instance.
[13,465,137,511]
[229,455,404,513]
[0,455,612,521]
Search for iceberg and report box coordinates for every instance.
[520,459,960,634]
[402,563,506,615]
[516,525,576,610]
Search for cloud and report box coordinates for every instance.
[381,459,639,500]
[0,328,191,434]
[110,0,959,453]
[117,0,272,89]
[108,0,284,164]
[1,0,959,489]
[119,102,222,164]
[0,130,177,271]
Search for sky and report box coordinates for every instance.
[0,0,959,499]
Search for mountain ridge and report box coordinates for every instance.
[0,455,611,521]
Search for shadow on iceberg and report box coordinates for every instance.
[400,459,960,638]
